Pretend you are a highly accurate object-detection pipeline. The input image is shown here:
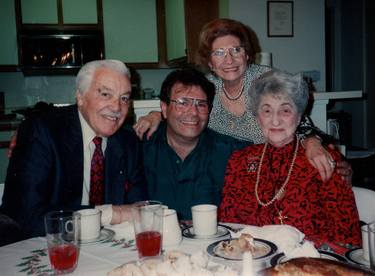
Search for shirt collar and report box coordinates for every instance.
[78,110,107,150]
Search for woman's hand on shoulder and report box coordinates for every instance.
[133,111,162,140]
[327,143,353,186]
[303,136,334,181]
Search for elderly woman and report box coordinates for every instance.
[218,70,361,251]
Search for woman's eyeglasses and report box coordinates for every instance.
[169,98,210,114]
[211,46,245,59]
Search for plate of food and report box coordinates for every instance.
[262,257,374,275]
[206,233,277,261]
[270,250,348,266]
[107,250,240,276]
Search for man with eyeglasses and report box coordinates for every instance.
[142,68,250,220]
[1,60,146,240]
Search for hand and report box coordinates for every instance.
[133,111,162,140]
[304,136,334,181]
[7,130,18,158]
[111,205,132,224]
[336,160,353,186]
[327,144,353,186]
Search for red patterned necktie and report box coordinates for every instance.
[89,136,105,205]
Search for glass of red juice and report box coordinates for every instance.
[131,200,163,258]
[44,210,80,274]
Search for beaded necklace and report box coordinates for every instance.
[222,77,245,101]
[254,137,299,207]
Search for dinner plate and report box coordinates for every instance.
[207,238,277,261]
[79,228,115,245]
[345,248,370,267]
[182,224,230,240]
[270,250,348,266]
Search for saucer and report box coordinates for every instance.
[345,248,370,266]
[182,225,230,240]
[79,228,115,245]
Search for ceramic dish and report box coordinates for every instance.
[270,250,348,266]
[79,228,115,245]
[207,238,277,261]
[345,248,370,267]
[182,224,230,240]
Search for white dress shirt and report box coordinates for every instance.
[78,111,107,205]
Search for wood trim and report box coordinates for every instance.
[14,0,22,31]
[126,62,170,70]
[156,0,167,67]
[57,0,63,26]
[184,0,219,63]
[0,66,19,72]
[0,141,10,149]
[96,0,103,32]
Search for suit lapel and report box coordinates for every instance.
[60,106,84,196]
[104,133,126,204]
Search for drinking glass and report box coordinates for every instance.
[368,221,375,270]
[131,200,163,258]
[44,210,80,274]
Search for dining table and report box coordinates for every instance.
[0,223,372,276]
[0,225,241,276]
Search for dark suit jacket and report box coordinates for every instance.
[0,105,146,238]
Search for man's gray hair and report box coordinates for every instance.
[249,69,309,116]
[76,60,131,94]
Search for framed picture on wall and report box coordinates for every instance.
[267,1,294,37]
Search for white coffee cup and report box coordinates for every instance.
[162,209,182,248]
[362,224,370,261]
[191,204,217,236]
[76,208,101,240]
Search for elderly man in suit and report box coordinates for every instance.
[0,60,146,239]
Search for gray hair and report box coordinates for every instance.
[249,70,309,116]
[76,60,131,94]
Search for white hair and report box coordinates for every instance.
[76,60,131,94]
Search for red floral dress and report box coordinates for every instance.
[219,139,361,250]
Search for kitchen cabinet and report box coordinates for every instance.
[103,0,159,65]
[4,0,221,70]
[18,0,100,27]
[0,0,18,68]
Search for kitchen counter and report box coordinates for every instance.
[310,90,362,132]
[133,99,160,120]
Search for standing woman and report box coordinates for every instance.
[133,18,351,182]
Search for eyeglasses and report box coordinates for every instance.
[169,98,210,114]
[211,46,245,59]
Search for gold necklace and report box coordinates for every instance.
[222,78,245,101]
[254,137,299,207]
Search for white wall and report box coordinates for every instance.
[229,0,326,91]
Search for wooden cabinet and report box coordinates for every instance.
[16,0,102,29]
[2,0,220,70]
[0,0,18,69]
[162,0,219,65]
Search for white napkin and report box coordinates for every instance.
[104,221,135,240]
[231,224,319,259]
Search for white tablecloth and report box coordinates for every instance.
[0,233,235,276]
